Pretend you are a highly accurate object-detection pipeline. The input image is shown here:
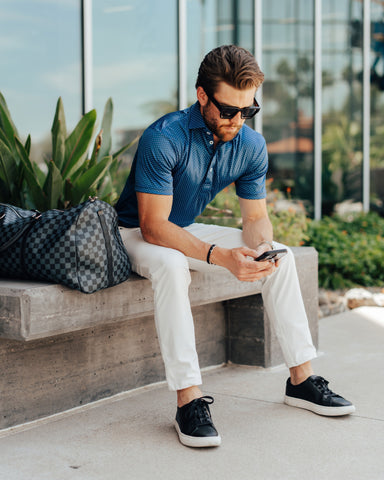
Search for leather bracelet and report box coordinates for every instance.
[206,244,216,264]
[257,240,274,250]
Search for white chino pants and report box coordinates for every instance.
[119,223,317,391]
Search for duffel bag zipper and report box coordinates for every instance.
[97,209,113,285]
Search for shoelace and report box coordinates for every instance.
[186,396,214,427]
[312,376,340,398]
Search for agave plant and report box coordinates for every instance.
[0,92,135,211]
[0,92,28,206]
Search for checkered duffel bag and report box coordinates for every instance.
[0,198,131,293]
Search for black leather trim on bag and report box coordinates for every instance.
[0,198,131,293]
[97,208,114,286]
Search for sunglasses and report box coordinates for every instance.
[207,93,261,119]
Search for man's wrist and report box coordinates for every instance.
[256,240,274,250]
[208,245,227,266]
[206,244,217,264]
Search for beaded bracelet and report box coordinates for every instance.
[206,244,216,264]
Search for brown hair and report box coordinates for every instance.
[195,45,264,96]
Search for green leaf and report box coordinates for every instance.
[43,160,63,209]
[15,138,47,210]
[95,98,113,161]
[0,128,12,151]
[70,155,112,205]
[34,161,46,187]
[0,91,19,147]
[62,109,96,178]
[0,138,18,189]
[88,131,102,169]
[51,97,66,171]
[14,137,42,185]
[24,134,31,155]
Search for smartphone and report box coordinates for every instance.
[255,248,288,262]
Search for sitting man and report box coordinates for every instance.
[115,44,355,448]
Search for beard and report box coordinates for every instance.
[201,105,243,143]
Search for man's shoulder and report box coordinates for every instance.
[238,125,267,153]
[240,124,265,144]
[144,107,191,144]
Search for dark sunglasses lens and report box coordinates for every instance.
[220,107,238,119]
[219,106,260,119]
[241,107,258,119]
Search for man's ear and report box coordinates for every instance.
[196,86,208,106]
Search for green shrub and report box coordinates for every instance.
[199,187,384,290]
[197,185,242,228]
[305,212,384,289]
[268,207,309,246]
[197,184,309,246]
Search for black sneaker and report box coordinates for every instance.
[284,375,355,416]
[174,396,221,447]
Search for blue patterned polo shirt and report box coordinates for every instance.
[115,101,268,228]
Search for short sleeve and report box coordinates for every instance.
[235,137,268,200]
[134,127,178,195]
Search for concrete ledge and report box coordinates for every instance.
[0,269,283,342]
[0,246,318,429]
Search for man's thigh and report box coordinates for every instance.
[118,226,187,279]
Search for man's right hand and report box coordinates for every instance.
[210,246,276,282]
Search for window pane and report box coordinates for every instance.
[92,0,178,140]
[322,0,363,215]
[186,0,254,105]
[0,0,81,162]
[370,2,384,214]
[262,0,315,215]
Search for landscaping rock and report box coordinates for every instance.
[318,287,384,317]
[318,289,347,318]
[372,293,384,307]
[345,288,380,309]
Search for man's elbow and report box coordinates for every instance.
[140,223,155,244]
[139,220,164,245]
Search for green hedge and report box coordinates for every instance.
[198,187,384,290]
[305,212,384,289]
[197,185,309,247]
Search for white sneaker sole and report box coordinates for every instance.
[284,395,356,416]
[174,420,221,447]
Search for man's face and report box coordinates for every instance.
[198,82,257,145]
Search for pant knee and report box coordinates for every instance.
[151,249,191,285]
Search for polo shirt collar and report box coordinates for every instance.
[189,102,206,130]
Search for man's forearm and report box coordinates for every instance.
[141,219,211,262]
[242,217,273,250]
[142,216,276,282]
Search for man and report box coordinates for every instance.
[115,45,355,448]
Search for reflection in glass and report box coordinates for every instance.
[370,2,384,215]
[0,0,81,163]
[262,0,315,215]
[92,0,178,148]
[321,0,363,215]
[186,0,254,105]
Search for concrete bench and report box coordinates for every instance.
[0,247,318,430]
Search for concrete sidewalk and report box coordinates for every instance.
[0,306,383,480]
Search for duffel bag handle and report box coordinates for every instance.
[0,213,41,253]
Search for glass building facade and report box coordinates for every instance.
[1,0,383,218]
